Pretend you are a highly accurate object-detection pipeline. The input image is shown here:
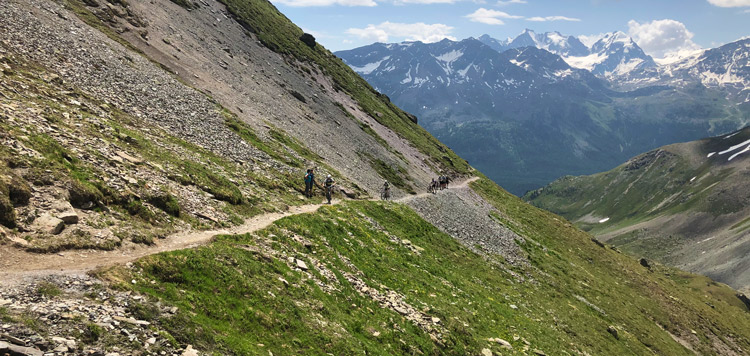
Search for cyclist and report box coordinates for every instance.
[324,174,335,204]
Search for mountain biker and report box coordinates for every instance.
[382,180,391,200]
[324,174,335,204]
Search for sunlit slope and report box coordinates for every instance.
[101,179,750,355]
[525,127,750,291]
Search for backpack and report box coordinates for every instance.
[304,173,312,184]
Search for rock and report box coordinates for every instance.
[53,344,69,353]
[490,338,512,349]
[2,334,25,346]
[533,349,546,356]
[31,214,65,235]
[509,304,518,310]
[7,236,29,248]
[607,325,619,339]
[591,237,605,248]
[116,151,143,164]
[481,348,493,356]
[393,305,409,315]
[639,258,651,269]
[113,316,151,326]
[737,293,750,311]
[431,317,440,324]
[0,341,44,356]
[57,209,79,224]
[372,331,380,337]
[295,259,308,271]
[0,299,10,307]
[146,337,156,344]
[182,345,199,356]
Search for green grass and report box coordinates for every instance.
[36,282,62,298]
[103,185,750,355]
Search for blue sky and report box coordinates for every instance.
[271,0,750,57]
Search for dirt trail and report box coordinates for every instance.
[0,178,478,284]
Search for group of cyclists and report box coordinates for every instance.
[304,168,452,203]
[428,175,451,194]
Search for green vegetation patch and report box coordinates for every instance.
[103,192,750,355]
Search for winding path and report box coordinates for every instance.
[0,177,478,284]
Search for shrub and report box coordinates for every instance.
[148,193,181,217]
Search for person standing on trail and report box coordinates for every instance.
[304,169,314,197]
[324,174,335,204]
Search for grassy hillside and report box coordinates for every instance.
[523,127,750,290]
[99,178,750,355]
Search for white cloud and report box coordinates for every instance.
[465,8,522,25]
[707,0,750,7]
[346,22,456,43]
[274,0,375,6]
[497,0,526,5]
[526,15,580,22]
[627,19,702,59]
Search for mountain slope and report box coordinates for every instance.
[336,38,748,195]
[1,0,750,355]
[524,127,750,293]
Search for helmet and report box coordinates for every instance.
[327,174,331,178]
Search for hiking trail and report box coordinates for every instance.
[0,177,479,284]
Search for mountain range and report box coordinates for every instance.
[336,31,749,195]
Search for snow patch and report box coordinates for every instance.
[728,145,750,161]
[707,152,716,158]
[598,217,610,223]
[349,56,390,75]
[724,131,741,139]
[690,176,697,182]
[563,53,606,71]
[718,138,750,155]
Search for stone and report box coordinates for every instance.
[639,258,651,269]
[0,341,44,356]
[509,304,518,310]
[295,259,308,271]
[607,325,619,339]
[146,337,156,344]
[7,235,29,247]
[431,317,440,324]
[0,299,10,306]
[31,214,65,235]
[2,333,25,346]
[53,344,69,353]
[481,348,493,356]
[393,305,409,315]
[116,151,143,164]
[113,316,151,326]
[182,345,199,356]
[492,338,512,349]
[533,349,547,356]
[58,209,79,224]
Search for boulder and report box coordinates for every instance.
[295,259,308,271]
[31,214,65,235]
[639,258,651,269]
[481,348,493,356]
[607,325,619,339]
[299,33,316,48]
